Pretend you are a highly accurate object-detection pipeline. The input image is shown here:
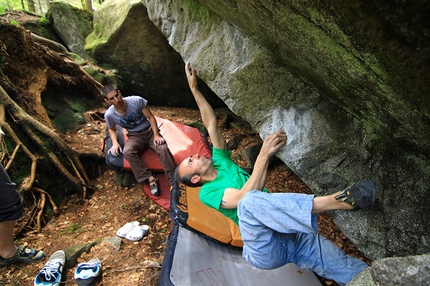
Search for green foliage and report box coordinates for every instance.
[0,4,6,14]
[182,0,211,20]
[61,222,83,235]
[0,0,100,15]
[38,14,50,25]
[8,19,19,25]
[0,0,23,15]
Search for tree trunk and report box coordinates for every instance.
[27,0,35,12]
[85,0,93,12]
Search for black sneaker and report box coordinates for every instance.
[34,250,65,286]
[335,180,376,209]
[0,245,45,267]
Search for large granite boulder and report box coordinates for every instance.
[140,0,430,263]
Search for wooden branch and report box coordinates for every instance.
[30,32,68,54]
[36,191,46,232]
[15,203,37,236]
[68,156,88,199]
[32,187,59,216]
[2,123,38,191]
[23,125,83,189]
[19,187,59,232]
[4,143,21,171]
[74,157,90,183]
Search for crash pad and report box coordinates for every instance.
[160,224,322,286]
[104,117,211,210]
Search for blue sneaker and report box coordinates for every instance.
[74,258,102,286]
[34,250,65,286]
[0,245,45,267]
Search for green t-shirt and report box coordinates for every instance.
[199,148,268,225]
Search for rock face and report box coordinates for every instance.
[371,254,430,285]
[85,0,224,108]
[139,0,430,261]
[49,2,93,60]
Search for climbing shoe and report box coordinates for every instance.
[335,180,376,209]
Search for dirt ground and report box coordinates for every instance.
[0,106,370,286]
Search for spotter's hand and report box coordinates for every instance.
[154,135,166,146]
[108,144,123,157]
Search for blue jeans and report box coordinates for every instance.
[238,191,368,286]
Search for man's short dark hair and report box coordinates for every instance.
[174,167,203,188]
[101,84,118,99]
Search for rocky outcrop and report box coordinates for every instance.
[348,254,430,285]
[49,2,93,60]
[140,0,430,262]
[85,0,224,108]
[371,254,430,285]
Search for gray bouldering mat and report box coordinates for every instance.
[169,226,322,286]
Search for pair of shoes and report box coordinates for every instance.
[34,250,65,286]
[0,245,45,267]
[116,221,150,242]
[74,258,102,286]
[116,221,139,237]
[335,180,376,209]
[149,175,159,196]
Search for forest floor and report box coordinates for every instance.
[0,106,370,286]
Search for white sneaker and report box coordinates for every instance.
[74,258,102,286]
[116,221,139,238]
[34,250,65,286]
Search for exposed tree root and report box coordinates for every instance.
[30,32,69,54]
[1,85,90,192]
[2,123,38,190]
[2,116,59,233]
[0,21,105,234]
[32,187,58,231]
